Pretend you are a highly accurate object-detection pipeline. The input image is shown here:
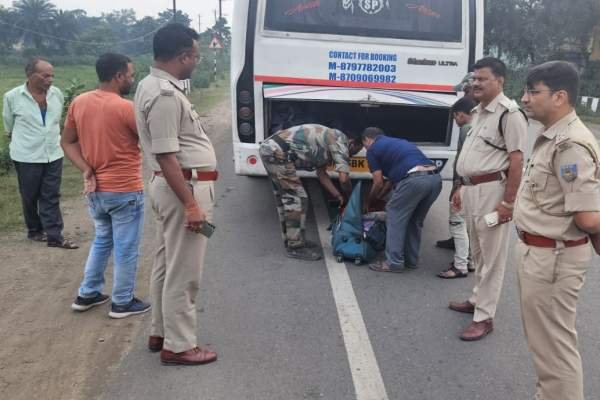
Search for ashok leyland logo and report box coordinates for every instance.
[343,0,390,15]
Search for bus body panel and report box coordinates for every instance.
[231,0,484,179]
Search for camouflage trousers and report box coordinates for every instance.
[259,140,308,248]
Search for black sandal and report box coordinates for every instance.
[28,232,47,242]
[47,239,79,249]
[437,265,468,279]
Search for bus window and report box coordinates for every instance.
[264,0,462,43]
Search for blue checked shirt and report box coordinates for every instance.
[2,83,64,163]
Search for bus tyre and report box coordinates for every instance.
[336,255,344,263]
[354,257,362,266]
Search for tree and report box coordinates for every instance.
[157,9,192,27]
[72,22,116,56]
[485,0,600,66]
[103,8,137,51]
[129,16,161,55]
[0,6,18,54]
[13,0,57,50]
[51,9,81,54]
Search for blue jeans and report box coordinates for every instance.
[386,173,442,268]
[78,191,144,305]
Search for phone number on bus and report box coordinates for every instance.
[328,73,397,83]
[328,62,397,73]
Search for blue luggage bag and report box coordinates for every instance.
[331,181,378,265]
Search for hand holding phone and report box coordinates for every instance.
[198,221,216,238]
[484,211,499,228]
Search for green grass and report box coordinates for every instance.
[189,73,230,114]
[0,65,231,233]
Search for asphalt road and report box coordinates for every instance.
[100,114,600,400]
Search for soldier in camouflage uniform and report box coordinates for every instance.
[259,124,360,261]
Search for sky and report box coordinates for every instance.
[0,0,234,31]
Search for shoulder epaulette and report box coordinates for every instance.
[555,134,572,152]
[498,101,528,138]
[499,97,519,112]
[159,80,175,96]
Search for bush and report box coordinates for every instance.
[192,71,211,89]
[61,78,86,128]
[0,141,10,175]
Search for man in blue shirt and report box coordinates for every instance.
[2,58,77,249]
[362,127,441,272]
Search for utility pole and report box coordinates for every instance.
[198,14,201,33]
[214,9,217,25]
[219,0,223,21]
[172,0,177,22]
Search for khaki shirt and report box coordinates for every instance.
[514,111,600,241]
[456,93,527,177]
[134,67,216,172]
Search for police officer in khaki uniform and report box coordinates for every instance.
[448,57,528,341]
[515,61,600,400]
[134,24,218,366]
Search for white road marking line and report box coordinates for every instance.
[310,186,389,400]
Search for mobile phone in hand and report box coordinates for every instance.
[199,221,216,238]
[484,211,499,228]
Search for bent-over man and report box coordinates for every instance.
[362,127,442,273]
[260,123,362,261]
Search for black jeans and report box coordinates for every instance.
[13,158,64,243]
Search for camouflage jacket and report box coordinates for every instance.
[274,124,350,173]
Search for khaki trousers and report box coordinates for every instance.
[516,240,591,400]
[148,176,214,353]
[462,181,509,322]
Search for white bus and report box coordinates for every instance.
[231,0,484,179]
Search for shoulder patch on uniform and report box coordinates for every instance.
[560,164,578,182]
[158,80,174,96]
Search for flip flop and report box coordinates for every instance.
[369,261,404,273]
[437,265,468,279]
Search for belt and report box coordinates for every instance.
[517,229,588,248]
[404,170,438,180]
[461,171,504,186]
[153,169,219,181]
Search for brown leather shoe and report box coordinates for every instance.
[160,347,218,366]
[148,336,164,352]
[448,300,475,314]
[460,319,493,341]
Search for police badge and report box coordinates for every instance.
[560,164,578,182]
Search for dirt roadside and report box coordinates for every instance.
[0,99,230,400]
